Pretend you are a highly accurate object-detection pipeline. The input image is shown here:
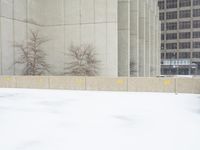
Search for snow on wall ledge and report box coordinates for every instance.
[0,76,199,94]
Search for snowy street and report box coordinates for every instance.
[0,88,200,150]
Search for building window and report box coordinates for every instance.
[193,31,200,38]
[161,34,165,40]
[193,9,200,17]
[179,21,191,29]
[179,42,191,49]
[193,20,200,28]
[166,22,177,30]
[159,13,165,20]
[166,52,177,59]
[158,1,165,10]
[193,0,200,6]
[166,43,177,49]
[161,23,165,31]
[193,42,200,48]
[179,32,191,39]
[161,53,165,59]
[179,0,191,7]
[192,52,200,58]
[179,52,190,58]
[161,43,165,50]
[179,10,191,18]
[166,0,178,9]
[166,11,177,19]
[166,33,177,40]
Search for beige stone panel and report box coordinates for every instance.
[86,77,127,91]
[176,78,194,94]
[16,76,49,89]
[49,76,85,90]
[128,77,175,93]
[0,76,16,88]
[193,78,200,94]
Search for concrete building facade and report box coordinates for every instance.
[0,0,160,77]
[118,0,161,77]
[159,0,200,75]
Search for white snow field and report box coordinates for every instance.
[0,89,200,150]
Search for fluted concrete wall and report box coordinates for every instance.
[118,0,161,77]
[0,0,42,76]
[0,0,118,77]
[0,0,160,77]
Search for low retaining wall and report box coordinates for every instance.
[0,76,199,94]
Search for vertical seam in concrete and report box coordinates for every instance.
[80,0,82,45]
[26,0,28,46]
[106,0,108,74]
[12,0,15,75]
[63,0,66,72]
[0,0,2,74]
[93,0,96,46]
[128,0,131,77]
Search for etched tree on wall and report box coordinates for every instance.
[14,30,50,75]
[65,44,100,76]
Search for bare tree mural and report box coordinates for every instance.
[65,44,100,76]
[14,30,50,75]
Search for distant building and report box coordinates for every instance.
[158,0,200,75]
[0,0,160,77]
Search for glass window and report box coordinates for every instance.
[193,20,200,28]
[193,52,200,58]
[166,22,177,30]
[166,43,177,49]
[179,10,191,18]
[193,0,200,6]
[166,33,177,40]
[179,52,190,58]
[179,21,191,29]
[161,53,165,59]
[193,42,200,48]
[179,42,191,49]
[166,0,178,9]
[166,11,177,19]
[161,43,165,50]
[179,32,191,39]
[158,1,165,9]
[166,52,177,59]
[193,31,200,38]
[159,13,165,20]
[161,23,165,31]
[193,9,200,17]
[179,0,191,7]
[161,34,165,40]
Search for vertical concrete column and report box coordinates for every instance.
[130,0,139,77]
[156,6,161,76]
[118,0,130,76]
[0,0,2,75]
[139,0,146,77]
[151,0,156,76]
[145,0,150,77]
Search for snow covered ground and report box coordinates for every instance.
[0,88,200,150]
